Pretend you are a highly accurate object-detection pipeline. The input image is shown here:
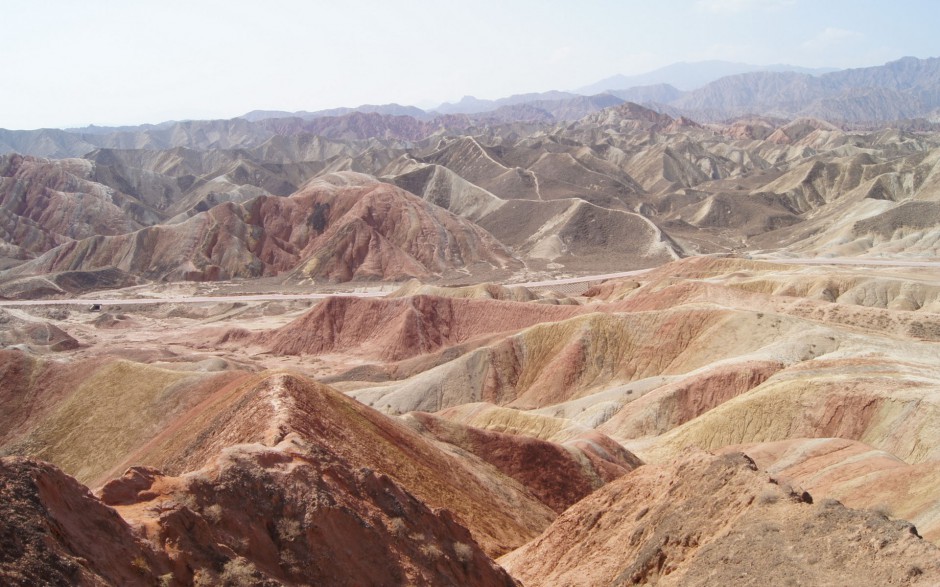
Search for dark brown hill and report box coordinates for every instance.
[404,411,641,513]
[0,457,166,586]
[104,444,517,586]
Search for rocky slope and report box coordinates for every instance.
[403,410,641,513]
[501,451,940,586]
[0,357,574,557]
[723,438,940,544]
[1,441,517,586]
[0,457,166,586]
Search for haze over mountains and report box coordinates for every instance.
[3,53,940,585]
[576,60,840,94]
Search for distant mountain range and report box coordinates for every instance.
[433,91,581,115]
[2,57,940,159]
[431,57,939,124]
[238,103,431,122]
[236,56,940,126]
[575,60,839,94]
[665,56,940,122]
[58,61,840,132]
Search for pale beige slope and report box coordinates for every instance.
[728,270,940,312]
[748,148,940,256]
[583,255,800,303]
[338,261,821,418]
[674,191,801,236]
[590,257,940,342]
[346,305,813,416]
[437,402,596,445]
[519,198,681,268]
[522,150,641,207]
[623,142,726,195]
[597,359,785,439]
[424,136,540,200]
[563,257,940,475]
[383,158,506,221]
[383,135,682,270]
[647,354,940,465]
[584,265,940,453]
[387,279,547,303]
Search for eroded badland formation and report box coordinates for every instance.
[4,57,940,585]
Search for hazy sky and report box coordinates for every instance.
[1,0,937,129]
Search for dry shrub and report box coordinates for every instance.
[454,541,475,563]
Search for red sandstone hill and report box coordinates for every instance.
[254,294,584,361]
[404,411,641,513]
[3,172,519,282]
[102,442,517,586]
[3,365,587,583]
[127,372,556,556]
